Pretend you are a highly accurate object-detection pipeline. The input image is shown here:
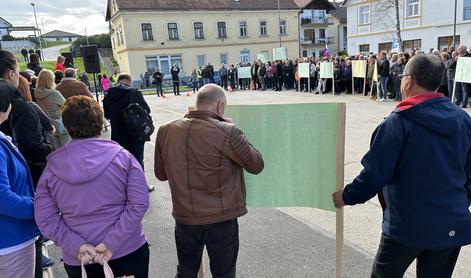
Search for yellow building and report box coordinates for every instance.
[105,0,335,80]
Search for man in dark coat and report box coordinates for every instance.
[21,48,29,62]
[171,65,180,95]
[333,54,471,277]
[103,73,154,192]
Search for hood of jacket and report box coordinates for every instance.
[46,138,123,184]
[395,92,464,137]
[35,88,55,101]
[105,83,132,102]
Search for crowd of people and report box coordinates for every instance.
[0,48,155,278]
[2,41,471,278]
[139,45,471,109]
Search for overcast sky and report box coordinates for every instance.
[2,0,108,36]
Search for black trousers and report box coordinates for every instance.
[175,219,239,278]
[371,234,461,278]
[173,81,180,95]
[34,237,43,278]
[123,141,145,169]
[64,243,149,278]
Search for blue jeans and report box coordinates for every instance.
[203,78,210,85]
[192,81,198,93]
[155,83,163,96]
[447,79,454,100]
[454,82,469,107]
[379,77,389,100]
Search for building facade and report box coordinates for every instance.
[344,0,471,54]
[106,0,336,80]
[42,30,81,42]
[0,17,12,39]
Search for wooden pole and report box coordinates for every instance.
[335,103,346,278]
[198,258,205,278]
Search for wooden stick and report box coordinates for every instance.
[198,258,205,278]
[336,103,346,278]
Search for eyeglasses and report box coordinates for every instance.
[399,74,413,78]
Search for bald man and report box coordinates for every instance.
[154,84,264,278]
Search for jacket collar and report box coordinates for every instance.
[185,110,225,122]
[396,92,445,111]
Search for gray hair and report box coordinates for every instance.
[64,68,76,78]
[196,84,226,107]
[403,54,445,91]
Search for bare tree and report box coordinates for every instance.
[373,0,403,52]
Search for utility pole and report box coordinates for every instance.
[278,0,281,47]
[85,28,90,45]
[31,3,44,61]
[41,18,47,48]
[452,0,458,49]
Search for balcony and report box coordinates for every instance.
[300,36,334,46]
[301,16,333,25]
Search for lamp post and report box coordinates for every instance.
[452,0,458,49]
[31,2,44,61]
[278,0,281,47]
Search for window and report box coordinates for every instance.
[146,55,182,77]
[406,0,420,17]
[319,29,326,39]
[279,19,287,36]
[378,42,392,53]
[359,44,370,52]
[197,55,206,68]
[403,39,421,53]
[141,23,154,41]
[358,5,370,25]
[239,21,247,37]
[217,22,227,38]
[438,36,460,51]
[240,50,250,63]
[119,25,123,45]
[167,23,179,40]
[260,21,268,36]
[220,54,228,65]
[194,22,204,39]
[464,0,471,20]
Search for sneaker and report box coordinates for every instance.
[379,98,387,102]
[148,185,155,193]
[42,255,55,269]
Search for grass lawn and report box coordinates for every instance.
[40,40,71,48]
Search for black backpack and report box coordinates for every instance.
[123,90,154,141]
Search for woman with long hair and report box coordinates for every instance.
[35,69,70,149]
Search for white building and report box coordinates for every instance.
[0,17,12,39]
[300,2,347,57]
[343,0,471,54]
[42,30,81,42]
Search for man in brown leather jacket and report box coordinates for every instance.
[154,84,264,278]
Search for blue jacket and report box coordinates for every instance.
[0,134,39,249]
[343,93,471,250]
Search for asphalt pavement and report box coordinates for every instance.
[46,90,470,278]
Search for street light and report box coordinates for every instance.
[452,0,458,49]
[278,0,281,47]
[31,2,44,61]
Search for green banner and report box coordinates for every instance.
[238,67,251,79]
[257,53,269,63]
[299,63,310,78]
[455,57,471,84]
[225,103,345,212]
[320,62,333,79]
[273,47,288,60]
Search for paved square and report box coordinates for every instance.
[48,90,471,278]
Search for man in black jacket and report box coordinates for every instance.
[153,68,164,97]
[378,52,390,102]
[171,65,180,95]
[103,73,154,192]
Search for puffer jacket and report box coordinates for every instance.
[154,111,264,225]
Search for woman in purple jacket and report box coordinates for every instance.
[34,96,150,278]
